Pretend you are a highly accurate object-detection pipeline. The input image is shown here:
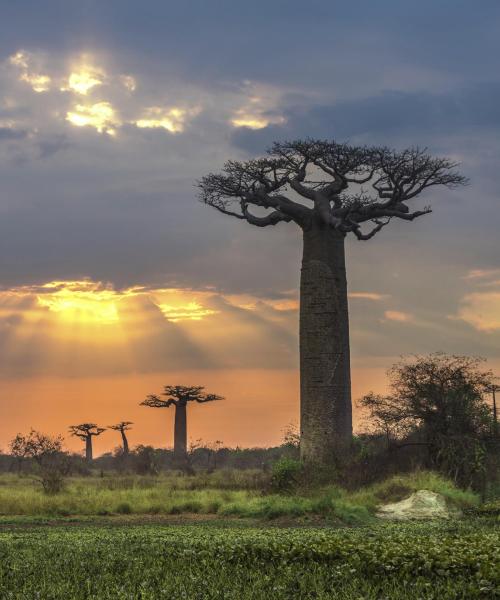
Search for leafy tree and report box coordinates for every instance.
[189,439,224,472]
[9,429,69,493]
[69,423,106,461]
[131,445,161,475]
[199,140,466,465]
[141,386,223,465]
[108,422,133,456]
[360,354,494,486]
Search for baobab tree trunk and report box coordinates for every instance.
[85,436,93,461]
[299,220,352,465]
[173,402,188,461]
[120,430,129,456]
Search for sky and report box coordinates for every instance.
[0,0,499,455]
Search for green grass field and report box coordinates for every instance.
[0,470,497,598]
[0,520,499,599]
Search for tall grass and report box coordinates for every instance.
[0,470,479,522]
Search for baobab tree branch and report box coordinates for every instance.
[141,394,177,408]
[199,139,466,239]
[240,201,292,227]
[352,218,391,240]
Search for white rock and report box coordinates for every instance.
[376,489,459,520]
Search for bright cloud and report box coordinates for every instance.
[62,64,105,95]
[384,310,414,322]
[37,287,119,324]
[5,280,221,326]
[9,50,51,92]
[0,279,297,378]
[349,292,388,301]
[134,106,199,133]
[158,301,218,322]
[457,292,500,332]
[120,74,136,91]
[66,102,120,134]
[231,110,284,130]
[3,49,291,142]
[230,81,286,129]
[231,100,285,129]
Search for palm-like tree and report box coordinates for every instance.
[108,421,133,455]
[141,386,223,463]
[69,423,106,461]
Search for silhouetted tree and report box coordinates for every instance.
[360,354,493,487]
[108,422,133,456]
[141,386,223,465]
[9,429,69,493]
[69,423,106,461]
[199,140,467,465]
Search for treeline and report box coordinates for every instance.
[1,354,499,498]
[0,437,300,493]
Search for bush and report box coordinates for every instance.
[270,458,303,494]
[115,502,132,514]
[40,469,66,495]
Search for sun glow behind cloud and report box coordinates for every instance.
[63,67,105,95]
[134,106,199,133]
[28,280,222,326]
[0,278,300,379]
[35,281,123,325]
[157,301,218,322]
[66,102,120,134]
[231,108,285,129]
[3,50,291,141]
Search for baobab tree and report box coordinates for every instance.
[141,386,223,464]
[69,423,106,461]
[108,421,133,456]
[199,139,467,465]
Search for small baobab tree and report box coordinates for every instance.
[199,140,467,465]
[109,421,133,456]
[141,385,223,464]
[69,423,106,461]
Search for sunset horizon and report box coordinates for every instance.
[1,2,499,457]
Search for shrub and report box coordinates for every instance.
[115,502,132,514]
[270,458,303,494]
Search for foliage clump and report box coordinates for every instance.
[359,353,496,489]
[9,430,69,494]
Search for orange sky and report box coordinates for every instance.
[0,367,389,455]
[1,277,499,455]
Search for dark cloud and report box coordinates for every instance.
[231,82,500,152]
[0,127,29,141]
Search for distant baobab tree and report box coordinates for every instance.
[199,139,467,465]
[68,423,106,461]
[109,422,133,456]
[141,386,223,464]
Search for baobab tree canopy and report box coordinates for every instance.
[199,140,467,237]
[199,139,467,466]
[68,423,106,438]
[142,386,223,408]
[108,422,133,432]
